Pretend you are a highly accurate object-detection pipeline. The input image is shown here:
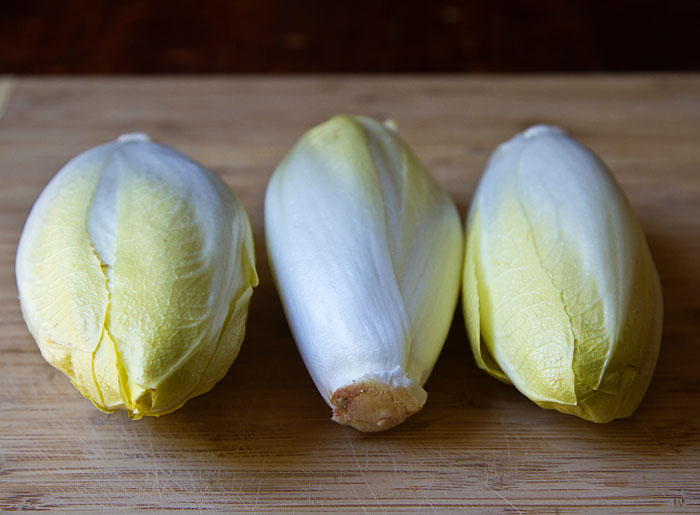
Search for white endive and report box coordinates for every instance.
[463,125,663,422]
[266,115,463,432]
[16,134,258,418]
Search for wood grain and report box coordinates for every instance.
[0,76,699,512]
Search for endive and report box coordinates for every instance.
[16,134,258,418]
[266,115,463,432]
[463,125,663,422]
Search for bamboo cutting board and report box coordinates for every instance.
[1,76,699,513]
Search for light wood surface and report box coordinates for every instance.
[1,76,699,512]
[0,79,13,118]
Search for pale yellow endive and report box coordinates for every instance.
[266,115,463,432]
[16,134,258,418]
[463,125,663,422]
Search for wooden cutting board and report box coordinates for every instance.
[1,76,698,512]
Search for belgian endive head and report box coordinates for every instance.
[463,125,663,422]
[266,115,463,432]
[16,134,258,418]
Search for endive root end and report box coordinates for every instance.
[331,380,424,432]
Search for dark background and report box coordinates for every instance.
[1,0,699,74]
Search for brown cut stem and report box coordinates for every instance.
[330,380,424,432]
